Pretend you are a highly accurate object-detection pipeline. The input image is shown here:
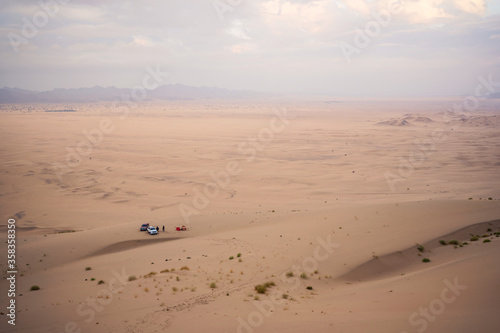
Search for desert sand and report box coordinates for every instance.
[0,99,499,333]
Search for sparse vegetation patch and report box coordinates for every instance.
[255,281,276,294]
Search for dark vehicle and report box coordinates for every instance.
[140,223,149,231]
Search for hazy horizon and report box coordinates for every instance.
[1,1,500,97]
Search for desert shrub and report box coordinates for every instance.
[300,272,308,279]
[161,269,170,273]
[422,258,430,263]
[470,236,479,241]
[462,242,469,245]
[286,271,294,277]
[483,239,491,243]
[209,282,217,289]
[282,294,289,299]
[98,280,105,285]
[128,275,137,282]
[180,266,189,271]
[237,253,242,258]
[172,287,178,292]
[448,240,459,245]
[30,285,40,291]
[306,286,313,290]
[229,256,234,260]
[255,284,267,294]
[85,267,92,271]
[91,278,95,281]
[255,281,275,294]
[439,240,447,245]
[416,244,425,252]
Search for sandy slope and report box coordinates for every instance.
[0,100,499,333]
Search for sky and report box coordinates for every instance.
[1,0,499,97]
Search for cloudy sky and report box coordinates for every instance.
[1,0,499,97]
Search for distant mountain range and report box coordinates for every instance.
[0,84,268,103]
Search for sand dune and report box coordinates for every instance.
[85,237,183,258]
[0,100,499,333]
[341,219,500,282]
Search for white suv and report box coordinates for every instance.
[147,226,158,235]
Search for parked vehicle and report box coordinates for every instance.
[147,226,158,235]
[140,223,150,231]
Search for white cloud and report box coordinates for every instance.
[259,0,336,36]
[453,0,486,15]
[228,42,258,54]
[226,20,252,40]
[132,35,154,46]
[343,0,371,16]
[60,5,105,22]
[400,0,453,24]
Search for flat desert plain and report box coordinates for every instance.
[0,99,499,333]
